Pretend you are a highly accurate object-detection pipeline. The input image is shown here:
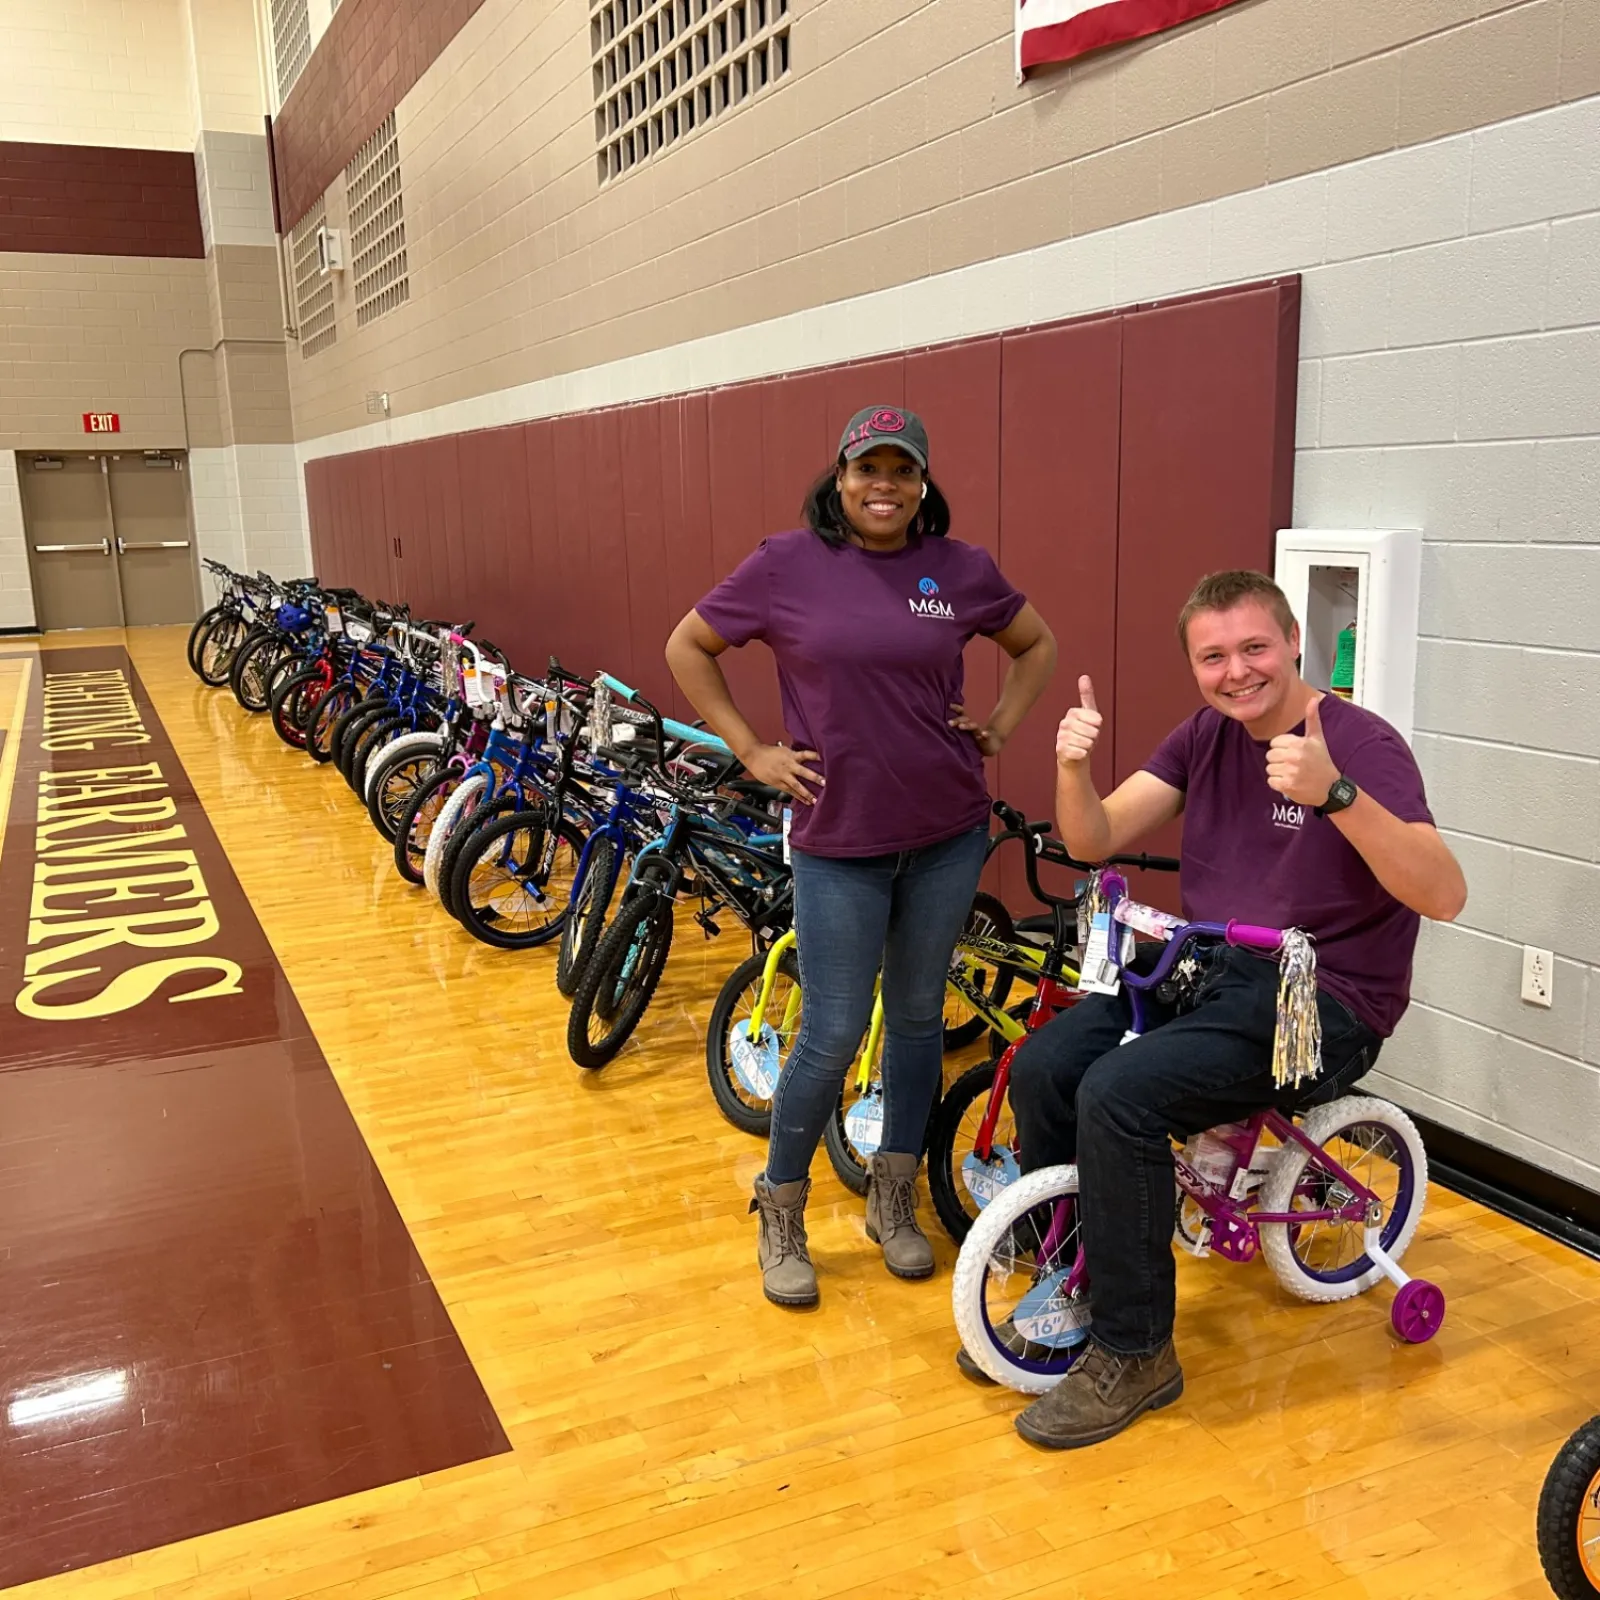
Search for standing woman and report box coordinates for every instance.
[666,406,1056,1307]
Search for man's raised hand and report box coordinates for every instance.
[1055,675,1102,767]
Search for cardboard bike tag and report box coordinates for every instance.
[324,604,343,635]
[781,806,793,865]
[1078,910,1122,995]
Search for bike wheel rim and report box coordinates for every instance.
[1285,1120,1414,1284]
[975,1194,1089,1380]
[467,825,575,939]
[727,968,800,1111]
[1580,1466,1600,1585]
[951,1095,1019,1227]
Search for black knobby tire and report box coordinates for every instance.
[231,631,291,712]
[187,604,225,676]
[1538,1416,1600,1600]
[198,612,249,686]
[440,792,523,920]
[265,650,305,706]
[366,746,439,841]
[926,1054,1020,1243]
[269,667,325,749]
[334,705,390,784]
[824,1091,873,1196]
[345,713,405,792]
[705,944,802,1136]
[556,833,622,997]
[306,685,355,763]
[452,811,582,949]
[394,768,459,884]
[567,890,675,1069]
[824,1062,935,1196]
[943,891,1018,1051]
[328,696,384,770]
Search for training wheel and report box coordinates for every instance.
[1391,1278,1445,1343]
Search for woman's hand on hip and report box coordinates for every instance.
[743,742,825,806]
[949,704,1005,759]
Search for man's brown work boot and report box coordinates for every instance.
[1013,1338,1183,1449]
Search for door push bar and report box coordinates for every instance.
[116,538,191,552]
[34,539,111,554]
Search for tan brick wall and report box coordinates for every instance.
[284,0,1596,443]
[0,0,195,150]
[184,0,269,138]
[0,253,213,450]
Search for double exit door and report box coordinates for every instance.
[19,450,199,630]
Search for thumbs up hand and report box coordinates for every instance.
[1266,694,1339,806]
[1055,675,1103,767]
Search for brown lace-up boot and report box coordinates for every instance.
[864,1151,935,1280]
[749,1175,819,1307]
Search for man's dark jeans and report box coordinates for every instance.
[1009,947,1381,1356]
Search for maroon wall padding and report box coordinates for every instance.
[306,278,1301,905]
[990,316,1124,907]
[0,140,204,258]
[1113,280,1304,889]
[271,0,491,232]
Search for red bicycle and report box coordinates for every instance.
[926,801,1178,1242]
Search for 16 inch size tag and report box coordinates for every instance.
[1078,911,1122,995]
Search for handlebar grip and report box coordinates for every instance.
[662,717,730,752]
[1226,921,1283,952]
[600,672,636,702]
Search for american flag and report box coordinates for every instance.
[1016,0,1249,79]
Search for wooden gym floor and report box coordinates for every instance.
[1,626,1594,1600]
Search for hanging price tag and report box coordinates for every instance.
[781,806,792,864]
[1077,910,1122,995]
[324,604,343,635]
[345,618,372,643]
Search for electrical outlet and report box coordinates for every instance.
[1521,945,1554,1008]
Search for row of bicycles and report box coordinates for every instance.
[187,561,1597,1600]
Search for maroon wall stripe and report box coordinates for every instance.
[305,280,1302,903]
[0,141,204,259]
[272,0,491,232]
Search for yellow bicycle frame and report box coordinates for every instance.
[740,925,1054,1095]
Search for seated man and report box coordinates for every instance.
[960,569,1466,1450]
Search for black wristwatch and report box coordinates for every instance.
[1316,775,1359,818]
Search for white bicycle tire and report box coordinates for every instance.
[951,1162,1082,1395]
[1258,1095,1428,1303]
[363,729,444,800]
[423,772,487,901]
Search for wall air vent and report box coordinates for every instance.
[346,112,410,328]
[590,0,793,184]
[290,198,338,358]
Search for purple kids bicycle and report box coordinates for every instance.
[951,869,1446,1393]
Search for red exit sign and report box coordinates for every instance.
[82,412,120,433]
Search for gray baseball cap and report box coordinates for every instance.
[838,405,929,470]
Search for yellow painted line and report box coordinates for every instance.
[0,655,34,874]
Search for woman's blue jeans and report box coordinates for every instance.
[763,825,989,1186]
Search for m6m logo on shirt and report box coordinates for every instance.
[909,577,954,618]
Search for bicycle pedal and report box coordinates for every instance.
[694,912,722,937]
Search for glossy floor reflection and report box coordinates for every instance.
[2,627,1592,1600]
[0,640,505,1589]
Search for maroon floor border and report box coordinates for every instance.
[0,647,507,1588]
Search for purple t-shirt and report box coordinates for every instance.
[695,529,1025,857]
[1143,695,1434,1037]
